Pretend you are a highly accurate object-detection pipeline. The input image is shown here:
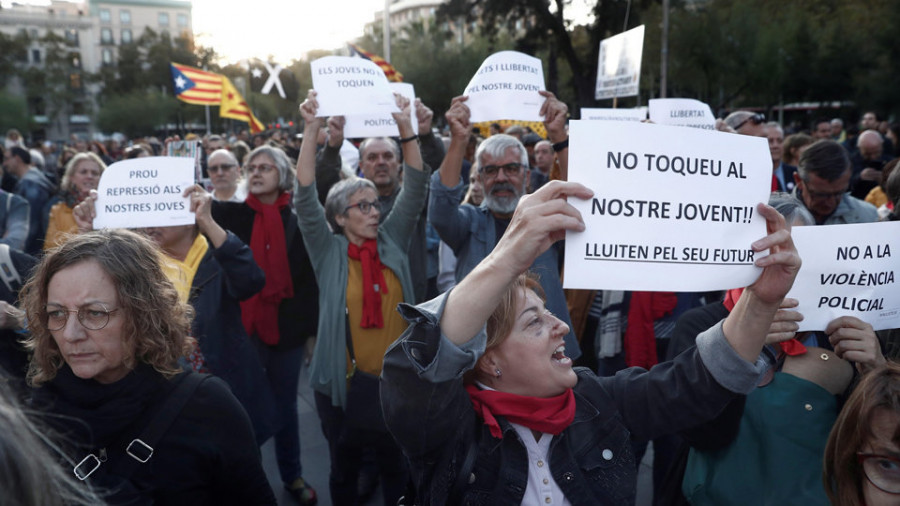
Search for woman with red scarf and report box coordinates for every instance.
[212,144,319,505]
[295,91,427,506]
[381,180,802,505]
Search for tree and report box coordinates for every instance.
[96,91,178,138]
[0,92,30,133]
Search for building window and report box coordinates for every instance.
[120,10,131,24]
[100,8,110,23]
[158,12,170,26]
[31,49,41,64]
[69,73,82,90]
[121,28,132,44]
[177,13,188,28]
[65,29,79,45]
[101,28,113,44]
[70,53,81,68]
[102,48,113,65]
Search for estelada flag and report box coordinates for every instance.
[220,77,265,134]
[348,43,403,82]
[170,63,223,105]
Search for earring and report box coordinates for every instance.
[495,368,502,379]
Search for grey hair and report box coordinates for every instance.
[765,121,783,136]
[245,145,295,192]
[359,137,400,161]
[0,383,105,505]
[724,111,755,130]
[768,192,815,226]
[324,177,377,233]
[61,152,106,192]
[474,134,529,173]
[797,140,850,182]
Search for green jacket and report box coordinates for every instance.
[294,163,430,407]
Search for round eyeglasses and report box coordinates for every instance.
[858,453,900,495]
[45,303,119,331]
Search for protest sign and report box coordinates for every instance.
[595,25,645,100]
[344,82,418,138]
[94,157,195,229]
[785,221,900,331]
[648,98,716,130]
[563,120,770,291]
[463,51,545,123]
[580,107,647,122]
[310,56,399,117]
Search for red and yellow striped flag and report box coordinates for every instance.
[348,43,403,82]
[170,63,223,105]
[220,77,265,134]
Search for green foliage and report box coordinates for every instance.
[0,92,31,132]
[96,91,178,137]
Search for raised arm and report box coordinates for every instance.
[723,204,802,362]
[439,96,471,189]
[297,90,328,188]
[440,180,593,344]
[540,91,568,181]
[394,93,423,172]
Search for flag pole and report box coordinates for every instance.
[203,65,212,135]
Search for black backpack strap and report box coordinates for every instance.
[113,372,207,480]
[447,418,480,506]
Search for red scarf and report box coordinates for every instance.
[722,287,806,356]
[241,193,294,345]
[624,291,677,369]
[348,239,387,328]
[464,384,576,439]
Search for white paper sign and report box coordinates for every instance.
[649,98,716,130]
[463,51,545,123]
[310,56,399,117]
[580,107,647,122]
[595,25,645,100]
[343,82,418,138]
[786,222,900,331]
[94,157,195,229]
[563,120,771,291]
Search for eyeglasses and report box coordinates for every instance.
[480,162,523,179]
[344,200,381,215]
[245,163,277,175]
[801,183,847,202]
[733,113,766,131]
[45,303,119,331]
[858,453,900,494]
[208,163,236,173]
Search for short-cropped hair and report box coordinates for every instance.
[21,229,193,386]
[474,134,529,174]
[324,177,377,233]
[768,192,815,226]
[246,145,295,193]
[797,140,850,182]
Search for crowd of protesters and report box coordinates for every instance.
[0,96,899,506]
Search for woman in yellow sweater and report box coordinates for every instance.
[43,152,105,251]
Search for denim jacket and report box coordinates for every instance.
[381,292,766,506]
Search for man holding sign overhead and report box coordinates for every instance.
[429,86,581,360]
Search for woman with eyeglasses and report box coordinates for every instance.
[211,144,321,505]
[825,361,900,505]
[295,90,427,506]
[23,229,275,504]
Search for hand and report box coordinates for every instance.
[745,203,802,306]
[299,90,324,130]
[860,167,882,182]
[539,91,568,143]
[826,316,885,374]
[445,96,471,141]
[73,189,98,233]
[391,92,413,131]
[0,301,24,330]
[415,98,434,134]
[326,116,345,148]
[183,184,213,225]
[490,180,593,276]
[764,298,804,344]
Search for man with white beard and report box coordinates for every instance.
[428,93,581,360]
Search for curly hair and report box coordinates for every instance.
[21,229,193,386]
